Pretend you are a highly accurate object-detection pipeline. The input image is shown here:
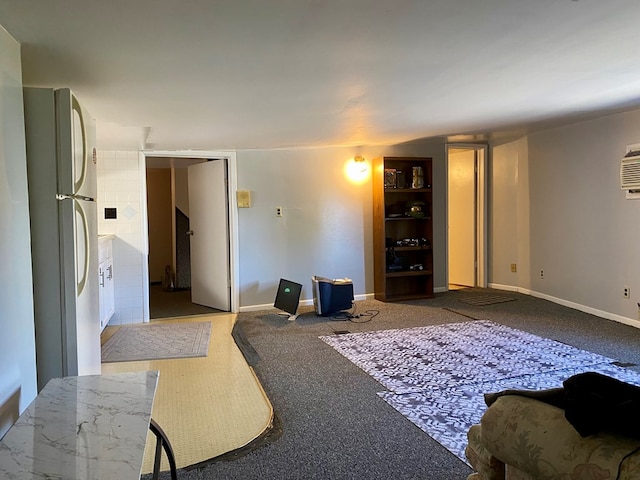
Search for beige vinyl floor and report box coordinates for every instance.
[101,313,273,473]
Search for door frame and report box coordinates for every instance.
[446,143,488,289]
[140,150,239,318]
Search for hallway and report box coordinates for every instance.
[149,284,224,319]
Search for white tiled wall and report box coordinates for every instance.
[96,150,148,325]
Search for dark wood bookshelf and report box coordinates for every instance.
[373,156,434,302]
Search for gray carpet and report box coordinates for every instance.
[102,321,211,363]
[144,290,640,480]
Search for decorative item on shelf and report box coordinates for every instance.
[384,169,397,189]
[405,200,426,218]
[411,166,424,189]
[396,238,419,247]
[386,202,405,218]
[387,253,409,272]
[386,247,396,265]
[395,237,430,247]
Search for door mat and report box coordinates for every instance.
[459,294,516,306]
[102,321,211,363]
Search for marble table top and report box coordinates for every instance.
[0,371,159,480]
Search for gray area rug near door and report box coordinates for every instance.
[320,320,640,463]
[458,293,516,306]
[102,321,211,363]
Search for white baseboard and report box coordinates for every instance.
[241,285,640,330]
[487,283,521,293]
[355,293,375,301]
[239,300,310,313]
[239,293,374,313]
[489,283,640,330]
[529,290,640,330]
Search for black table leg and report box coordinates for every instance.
[149,418,177,480]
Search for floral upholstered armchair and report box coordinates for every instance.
[465,394,640,480]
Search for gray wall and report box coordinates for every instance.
[236,147,373,307]
[488,110,640,325]
[527,110,640,323]
[489,137,530,290]
[236,141,446,308]
[0,26,38,437]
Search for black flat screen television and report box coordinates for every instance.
[274,278,302,321]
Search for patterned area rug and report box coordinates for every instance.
[102,321,212,363]
[320,321,640,463]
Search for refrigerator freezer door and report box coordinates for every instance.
[57,90,97,200]
[55,89,101,378]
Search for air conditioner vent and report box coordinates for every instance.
[620,154,640,189]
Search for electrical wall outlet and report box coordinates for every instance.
[276,206,283,217]
[510,263,517,273]
[623,286,630,299]
[540,270,544,279]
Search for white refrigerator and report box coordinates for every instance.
[24,87,102,391]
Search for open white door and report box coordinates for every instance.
[187,160,230,311]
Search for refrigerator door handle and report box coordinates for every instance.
[56,193,95,202]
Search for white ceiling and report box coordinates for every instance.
[2,0,640,151]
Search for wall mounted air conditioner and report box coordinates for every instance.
[620,152,640,190]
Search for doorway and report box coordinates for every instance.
[447,144,487,290]
[142,151,239,321]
